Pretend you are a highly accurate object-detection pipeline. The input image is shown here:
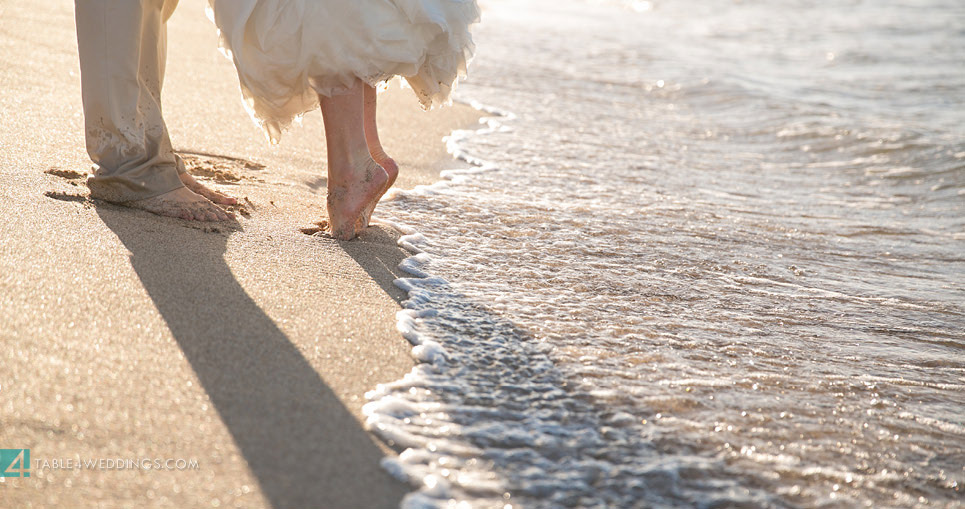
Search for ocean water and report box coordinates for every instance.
[364,0,965,507]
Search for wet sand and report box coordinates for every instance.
[0,1,480,507]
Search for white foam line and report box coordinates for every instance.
[362,96,516,508]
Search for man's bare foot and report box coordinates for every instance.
[326,157,388,240]
[124,187,235,222]
[179,172,238,205]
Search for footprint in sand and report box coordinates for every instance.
[300,220,330,237]
[179,153,267,218]
[179,152,266,185]
[43,191,88,203]
[44,167,92,206]
[45,167,86,189]
[45,167,87,181]
[42,160,259,219]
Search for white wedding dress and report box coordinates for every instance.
[207,0,480,143]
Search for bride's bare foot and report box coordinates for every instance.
[326,157,388,240]
[362,85,399,227]
[124,187,235,221]
[179,172,238,205]
[358,151,399,228]
[369,150,399,190]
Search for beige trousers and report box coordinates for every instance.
[74,0,186,203]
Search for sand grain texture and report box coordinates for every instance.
[0,1,480,507]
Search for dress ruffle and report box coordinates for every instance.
[207,0,479,143]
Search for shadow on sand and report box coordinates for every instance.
[96,205,407,509]
[338,225,413,304]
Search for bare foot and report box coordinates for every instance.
[326,158,388,240]
[124,187,235,222]
[369,150,399,190]
[179,172,238,205]
[358,151,399,228]
[361,84,400,228]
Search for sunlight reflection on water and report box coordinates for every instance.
[365,0,965,507]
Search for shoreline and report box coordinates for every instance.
[0,1,482,507]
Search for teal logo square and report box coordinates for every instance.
[0,449,30,478]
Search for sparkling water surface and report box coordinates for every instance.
[364,1,965,507]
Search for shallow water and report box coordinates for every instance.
[365,0,965,507]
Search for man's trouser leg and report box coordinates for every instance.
[74,0,185,203]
